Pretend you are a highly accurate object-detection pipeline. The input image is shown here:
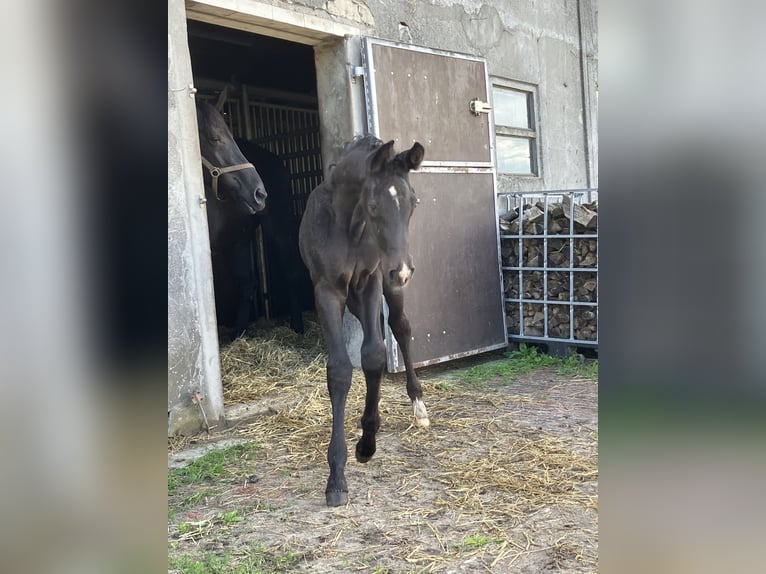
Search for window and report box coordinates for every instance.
[492,81,539,176]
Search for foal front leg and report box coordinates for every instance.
[314,283,353,506]
[384,285,430,428]
[347,276,386,463]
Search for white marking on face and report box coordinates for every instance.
[388,185,400,209]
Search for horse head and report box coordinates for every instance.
[351,139,425,288]
[196,101,267,215]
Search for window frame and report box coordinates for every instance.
[490,78,541,178]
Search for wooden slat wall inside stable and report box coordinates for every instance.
[246,102,322,218]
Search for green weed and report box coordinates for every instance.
[219,509,244,525]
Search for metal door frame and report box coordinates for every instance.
[360,37,508,371]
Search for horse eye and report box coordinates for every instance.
[368,201,378,214]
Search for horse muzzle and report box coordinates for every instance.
[253,185,267,213]
[388,261,414,287]
[249,185,267,214]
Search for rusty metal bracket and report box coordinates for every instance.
[191,389,210,432]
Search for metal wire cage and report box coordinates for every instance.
[497,190,598,349]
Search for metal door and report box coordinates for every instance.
[361,38,507,371]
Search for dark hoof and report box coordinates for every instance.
[290,312,304,334]
[325,490,348,507]
[355,439,375,463]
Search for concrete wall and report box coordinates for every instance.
[183,1,598,195]
[168,0,226,436]
[289,0,599,193]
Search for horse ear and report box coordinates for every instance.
[369,140,396,173]
[401,142,425,171]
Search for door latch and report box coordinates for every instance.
[469,98,492,116]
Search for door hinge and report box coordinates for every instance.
[350,65,365,83]
[469,98,492,115]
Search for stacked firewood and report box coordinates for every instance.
[501,238,598,272]
[500,197,598,341]
[499,196,598,235]
[503,288,597,340]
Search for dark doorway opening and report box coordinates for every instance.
[187,20,318,339]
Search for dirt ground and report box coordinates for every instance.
[168,355,597,573]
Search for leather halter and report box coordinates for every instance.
[200,155,256,201]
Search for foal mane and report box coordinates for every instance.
[341,134,384,155]
[328,135,385,188]
[324,135,387,241]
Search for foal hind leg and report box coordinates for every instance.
[384,285,429,428]
[348,277,385,463]
[314,283,352,506]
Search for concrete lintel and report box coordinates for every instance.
[186,0,371,45]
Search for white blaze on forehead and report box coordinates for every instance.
[388,185,400,209]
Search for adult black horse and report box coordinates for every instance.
[299,135,427,506]
[196,101,267,336]
[236,139,309,334]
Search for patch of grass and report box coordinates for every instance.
[456,344,559,385]
[454,344,597,386]
[453,533,505,550]
[169,544,299,574]
[242,544,300,572]
[173,509,248,542]
[555,352,599,379]
[251,499,278,512]
[434,378,457,391]
[168,487,215,524]
[185,488,214,507]
[170,553,228,574]
[168,443,260,493]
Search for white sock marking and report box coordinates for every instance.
[412,398,430,428]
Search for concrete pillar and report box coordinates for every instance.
[314,36,368,367]
[168,0,225,435]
